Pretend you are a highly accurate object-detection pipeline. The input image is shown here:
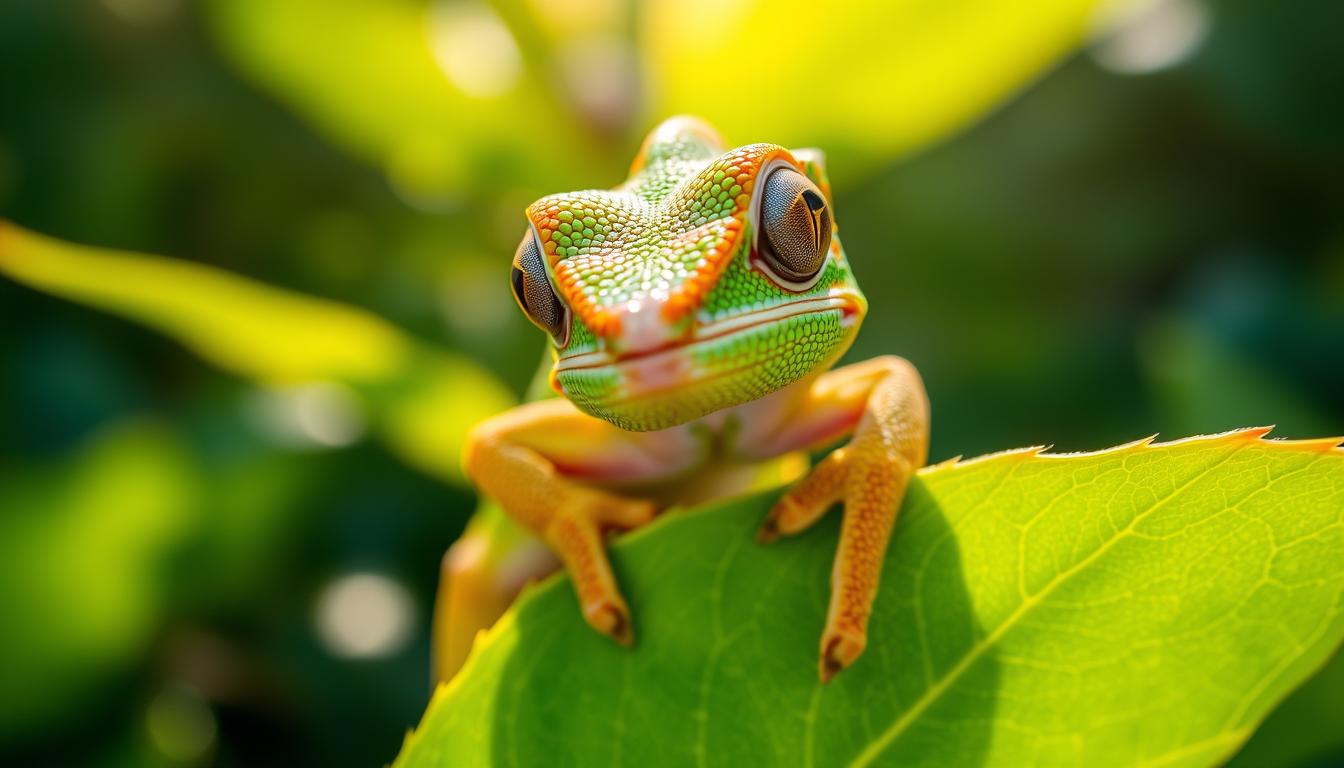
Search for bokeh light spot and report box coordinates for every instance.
[247,382,366,449]
[428,0,522,99]
[1090,0,1210,75]
[315,572,416,659]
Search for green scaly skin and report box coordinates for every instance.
[526,117,867,430]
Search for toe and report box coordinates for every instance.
[585,600,634,647]
[593,496,658,531]
[818,629,866,683]
[757,516,781,544]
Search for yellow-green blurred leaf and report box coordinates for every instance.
[202,0,609,201]
[646,0,1103,170]
[0,223,407,383]
[0,421,197,737]
[0,222,513,483]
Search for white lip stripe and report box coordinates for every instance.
[556,350,611,370]
[693,295,850,337]
[554,291,860,372]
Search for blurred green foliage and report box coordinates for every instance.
[0,223,514,482]
[1,0,1341,765]
[0,422,194,739]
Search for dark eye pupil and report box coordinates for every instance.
[511,232,567,343]
[802,188,824,212]
[510,264,528,310]
[760,168,830,284]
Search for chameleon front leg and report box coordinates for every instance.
[463,400,694,644]
[752,356,930,681]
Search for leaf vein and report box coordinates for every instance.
[846,442,1253,767]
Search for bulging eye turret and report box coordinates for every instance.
[510,230,568,344]
[758,167,832,285]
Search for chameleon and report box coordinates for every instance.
[455,116,929,682]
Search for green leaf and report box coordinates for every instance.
[397,429,1344,767]
[0,222,513,483]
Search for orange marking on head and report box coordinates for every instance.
[524,142,805,342]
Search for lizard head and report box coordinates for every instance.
[509,116,866,431]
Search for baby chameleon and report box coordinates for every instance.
[465,116,929,682]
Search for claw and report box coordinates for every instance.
[818,630,865,683]
[757,517,780,544]
[588,601,634,647]
[820,653,843,684]
[610,610,634,647]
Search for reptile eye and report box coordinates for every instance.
[510,230,568,344]
[759,167,831,284]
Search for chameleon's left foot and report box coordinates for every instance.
[758,448,849,544]
[757,356,928,682]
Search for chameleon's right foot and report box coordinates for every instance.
[546,488,655,646]
[461,400,683,652]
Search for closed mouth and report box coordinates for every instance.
[555,288,864,376]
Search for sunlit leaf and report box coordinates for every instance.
[0,222,513,483]
[0,224,407,383]
[397,429,1344,767]
[202,0,610,201]
[645,0,1104,174]
[0,421,197,738]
